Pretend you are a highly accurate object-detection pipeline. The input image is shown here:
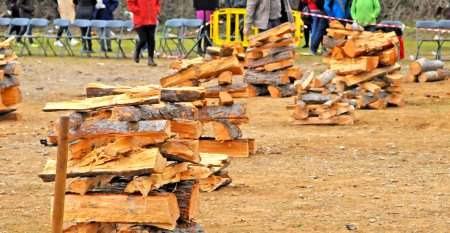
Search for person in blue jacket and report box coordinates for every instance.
[324,0,351,21]
[94,0,119,52]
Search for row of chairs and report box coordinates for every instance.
[0,17,138,58]
[159,18,203,56]
[416,20,450,60]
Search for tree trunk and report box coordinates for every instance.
[418,70,447,82]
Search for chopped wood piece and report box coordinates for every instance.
[250,37,298,52]
[59,193,180,230]
[343,31,398,58]
[291,115,354,125]
[160,139,200,163]
[330,56,379,75]
[264,59,294,72]
[284,67,302,80]
[199,138,253,158]
[160,56,243,87]
[329,20,345,29]
[162,180,200,221]
[212,120,242,141]
[110,103,197,122]
[169,57,204,70]
[39,148,167,182]
[299,93,333,104]
[409,58,444,75]
[244,70,290,86]
[205,83,248,98]
[267,85,296,98]
[367,99,387,110]
[385,73,403,85]
[0,61,19,75]
[0,111,20,121]
[124,162,189,196]
[418,71,447,82]
[291,104,309,120]
[63,223,205,233]
[247,84,269,97]
[249,22,296,46]
[218,71,233,85]
[218,92,234,105]
[0,75,19,88]
[378,48,398,66]
[294,71,314,91]
[331,46,345,60]
[160,87,205,102]
[383,93,405,107]
[405,74,417,83]
[360,82,381,95]
[68,175,115,195]
[345,63,401,86]
[194,103,248,123]
[257,44,296,59]
[199,172,232,192]
[316,70,336,87]
[247,50,294,69]
[44,87,161,111]
[1,86,21,105]
[171,120,202,139]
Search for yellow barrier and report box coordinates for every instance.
[210,8,304,47]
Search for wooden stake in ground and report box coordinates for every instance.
[52,116,70,233]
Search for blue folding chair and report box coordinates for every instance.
[117,20,137,58]
[179,19,203,55]
[0,18,11,41]
[159,18,185,56]
[89,20,109,58]
[23,18,56,56]
[46,19,75,56]
[72,19,93,57]
[104,20,124,58]
[5,18,31,56]
[438,20,450,60]
[415,21,439,59]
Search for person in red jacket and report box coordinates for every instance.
[127,0,160,66]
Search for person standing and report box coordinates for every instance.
[16,0,36,45]
[94,0,119,52]
[53,0,79,47]
[350,0,380,32]
[310,0,328,55]
[127,0,160,66]
[195,1,218,54]
[324,0,351,21]
[6,0,21,36]
[299,0,312,48]
[244,0,294,34]
[73,0,96,52]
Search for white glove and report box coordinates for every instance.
[7,10,11,16]
[95,0,106,9]
[351,20,358,30]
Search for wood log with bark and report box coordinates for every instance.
[199,138,255,158]
[247,84,269,97]
[244,70,291,86]
[343,32,398,58]
[248,22,296,47]
[267,85,296,98]
[205,83,248,98]
[409,58,444,75]
[212,120,242,141]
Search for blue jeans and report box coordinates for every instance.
[310,10,329,53]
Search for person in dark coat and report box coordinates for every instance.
[94,0,119,52]
[6,0,21,36]
[73,0,96,52]
[127,0,160,66]
[299,0,311,48]
[16,0,35,44]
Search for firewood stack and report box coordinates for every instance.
[38,85,236,232]
[243,22,301,98]
[0,37,21,121]
[206,42,246,66]
[290,70,356,125]
[407,58,449,83]
[161,53,256,159]
[322,20,405,110]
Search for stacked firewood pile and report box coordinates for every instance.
[39,85,236,232]
[206,42,246,66]
[290,70,356,125]
[161,52,256,158]
[243,23,301,98]
[0,37,21,121]
[407,58,450,83]
[322,20,405,110]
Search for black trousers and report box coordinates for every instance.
[259,19,281,33]
[81,27,92,50]
[136,24,156,58]
[57,26,71,40]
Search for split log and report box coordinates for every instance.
[316,70,336,87]
[194,103,248,123]
[219,91,234,105]
[345,63,401,86]
[247,84,269,97]
[48,118,172,143]
[367,99,387,110]
[409,58,444,75]
[329,20,345,29]
[378,48,398,66]
[294,71,314,91]
[67,175,115,195]
[110,103,197,122]
[264,59,294,72]
[85,83,117,97]
[247,50,294,69]
[1,86,21,105]
[405,74,418,83]
[291,115,354,125]
[160,139,200,163]
[323,36,347,51]
[163,180,200,222]
[169,57,204,70]
[39,148,167,182]
[199,138,253,158]
[218,71,233,85]
[383,93,405,107]
[248,22,296,47]
[206,45,234,57]
[199,172,232,192]
[330,56,379,75]
[267,85,296,98]
[0,61,19,75]
[258,45,296,59]
[124,162,189,196]
[360,82,381,95]
[317,104,355,119]
[212,120,242,141]
[171,120,202,139]
[298,93,333,104]
[43,89,160,112]
[386,85,403,93]
[384,73,403,85]
[331,46,345,60]
[0,75,19,88]
[418,71,447,82]
[291,104,309,120]
[284,67,302,80]
[343,31,398,58]
[205,83,248,98]
[160,56,244,87]
[244,70,290,86]
[160,87,205,102]
[59,193,180,230]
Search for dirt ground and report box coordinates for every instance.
[0,56,449,233]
